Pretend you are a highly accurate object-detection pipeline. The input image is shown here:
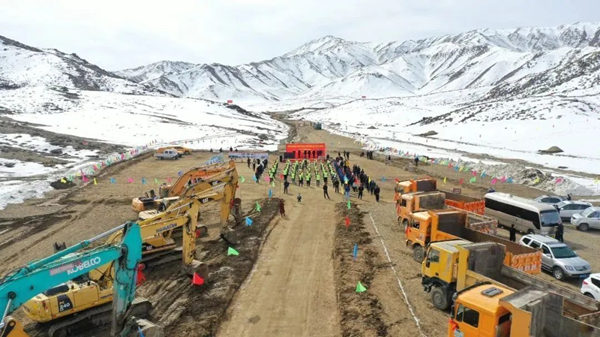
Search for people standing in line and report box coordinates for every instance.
[509,224,517,242]
[358,184,364,200]
[374,185,380,202]
[316,172,321,187]
[344,184,351,200]
[555,223,564,242]
[284,180,290,194]
[306,172,311,187]
[252,162,256,172]
[323,184,330,200]
[299,171,304,187]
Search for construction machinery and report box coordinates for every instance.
[405,209,541,273]
[396,190,485,228]
[420,239,600,335]
[131,160,238,212]
[0,222,161,337]
[24,186,230,334]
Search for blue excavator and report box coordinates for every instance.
[0,222,161,337]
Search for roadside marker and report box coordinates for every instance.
[356,281,367,293]
[227,247,239,256]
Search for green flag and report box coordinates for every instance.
[154,178,159,184]
[271,181,275,188]
[240,176,245,183]
[356,281,367,293]
[255,201,261,212]
[347,200,351,209]
[469,177,476,183]
[227,247,239,256]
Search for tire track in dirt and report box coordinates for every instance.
[217,186,341,337]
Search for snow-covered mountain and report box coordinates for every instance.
[118,22,600,102]
[0,35,156,94]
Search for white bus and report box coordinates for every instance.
[484,192,560,235]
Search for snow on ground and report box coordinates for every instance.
[0,89,288,209]
[281,95,600,196]
[4,90,288,151]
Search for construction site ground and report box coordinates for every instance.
[1,121,599,336]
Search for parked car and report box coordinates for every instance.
[571,207,600,231]
[155,149,179,160]
[519,234,591,280]
[581,273,600,300]
[534,195,564,207]
[171,146,192,155]
[557,201,592,222]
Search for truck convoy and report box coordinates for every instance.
[0,222,161,337]
[405,209,541,273]
[422,240,600,336]
[395,178,485,229]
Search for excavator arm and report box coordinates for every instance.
[168,160,236,197]
[0,223,143,337]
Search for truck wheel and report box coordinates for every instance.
[413,245,425,262]
[578,223,589,232]
[431,286,450,310]
[553,267,565,280]
[584,292,594,299]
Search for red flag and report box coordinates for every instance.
[192,273,205,286]
[345,216,350,228]
[136,265,146,286]
[459,178,464,185]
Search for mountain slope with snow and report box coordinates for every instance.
[118,23,600,102]
[0,35,156,95]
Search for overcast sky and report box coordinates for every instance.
[2,0,599,70]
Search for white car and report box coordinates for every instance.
[581,273,600,301]
[557,201,592,222]
[571,207,600,232]
[534,195,564,207]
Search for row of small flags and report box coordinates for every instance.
[343,201,367,293]
[192,201,263,286]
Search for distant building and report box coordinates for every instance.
[285,143,326,161]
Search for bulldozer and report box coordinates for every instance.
[131,160,237,212]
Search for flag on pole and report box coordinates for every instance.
[353,244,358,260]
[347,200,351,209]
[192,273,205,286]
[245,217,253,226]
[443,177,447,184]
[255,202,261,212]
[345,216,350,228]
[239,176,245,183]
[227,247,239,256]
[268,189,273,199]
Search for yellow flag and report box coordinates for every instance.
[443,177,447,184]
[93,178,98,185]
[60,178,66,184]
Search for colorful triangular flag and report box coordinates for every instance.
[469,177,476,183]
[110,177,116,184]
[345,216,350,228]
[192,272,205,286]
[268,189,272,199]
[60,178,67,184]
[255,202,261,212]
[356,281,367,293]
[141,177,146,185]
[154,178,159,184]
[239,176,245,183]
[93,178,98,185]
[245,217,253,226]
[353,243,358,260]
[347,200,351,209]
[227,247,239,256]
[443,177,447,184]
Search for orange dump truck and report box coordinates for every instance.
[405,209,541,274]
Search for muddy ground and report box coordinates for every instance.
[0,119,598,337]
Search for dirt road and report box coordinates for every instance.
[217,174,341,336]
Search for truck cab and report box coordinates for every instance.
[449,284,514,337]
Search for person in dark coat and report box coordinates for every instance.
[323,184,330,200]
[279,199,285,217]
[555,223,564,242]
[414,156,419,166]
[333,179,340,193]
[509,224,517,242]
[247,158,251,168]
[284,180,290,194]
[374,185,380,202]
[358,184,364,200]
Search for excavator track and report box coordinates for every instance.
[44,298,152,337]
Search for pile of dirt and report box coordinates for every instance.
[50,177,76,190]
[137,198,280,336]
[538,146,563,154]
[332,202,388,337]
[416,130,438,137]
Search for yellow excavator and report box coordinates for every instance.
[131,160,238,212]
[23,186,233,334]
